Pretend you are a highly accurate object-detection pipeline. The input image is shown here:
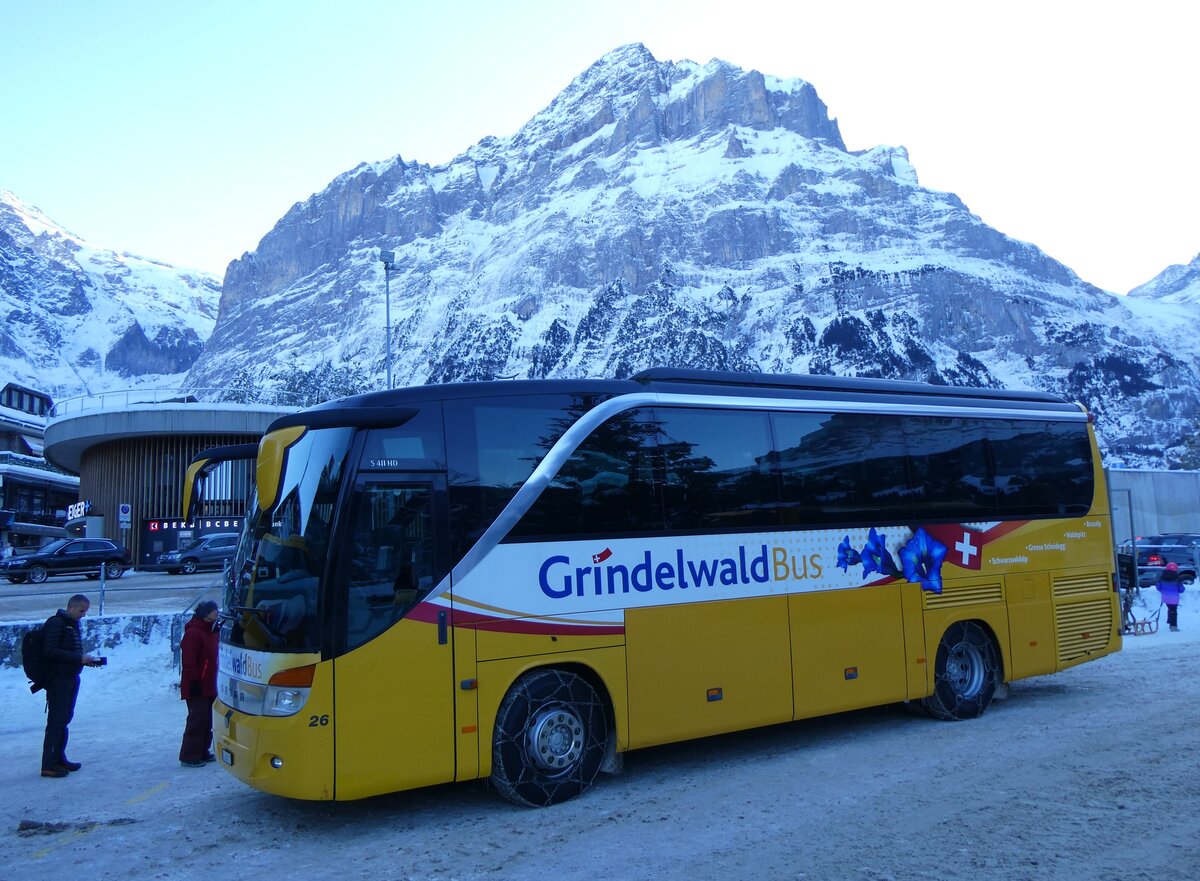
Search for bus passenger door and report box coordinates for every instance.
[331,475,455,800]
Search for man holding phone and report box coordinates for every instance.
[41,594,103,778]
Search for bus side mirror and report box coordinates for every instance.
[182,458,208,522]
[182,443,261,520]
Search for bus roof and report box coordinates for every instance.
[267,369,1081,434]
[631,368,1074,405]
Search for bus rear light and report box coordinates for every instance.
[269,664,316,687]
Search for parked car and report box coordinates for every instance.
[1132,533,1200,587]
[157,532,239,575]
[1,538,130,584]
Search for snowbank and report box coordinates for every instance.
[0,613,185,671]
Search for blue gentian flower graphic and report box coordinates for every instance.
[837,536,862,573]
[900,527,949,593]
[860,527,899,579]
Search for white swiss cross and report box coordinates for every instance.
[955,531,979,567]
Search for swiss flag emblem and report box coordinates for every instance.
[923,525,983,570]
[951,530,981,569]
[592,548,612,564]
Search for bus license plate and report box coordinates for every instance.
[221,748,234,766]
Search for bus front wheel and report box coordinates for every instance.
[490,668,608,807]
[921,621,1000,721]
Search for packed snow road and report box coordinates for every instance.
[2,603,1196,881]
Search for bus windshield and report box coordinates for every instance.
[224,427,354,653]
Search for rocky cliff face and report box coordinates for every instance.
[188,43,1200,466]
[0,190,220,397]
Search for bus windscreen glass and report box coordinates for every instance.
[224,427,353,653]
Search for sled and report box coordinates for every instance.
[1122,602,1161,636]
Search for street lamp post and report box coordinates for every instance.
[379,250,397,390]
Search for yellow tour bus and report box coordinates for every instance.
[184,368,1120,806]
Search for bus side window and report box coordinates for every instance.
[902,416,998,521]
[512,409,665,539]
[987,420,1093,517]
[772,411,916,527]
[655,407,781,532]
[446,394,601,558]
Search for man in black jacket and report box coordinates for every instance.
[41,594,102,778]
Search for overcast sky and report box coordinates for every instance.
[2,0,1196,293]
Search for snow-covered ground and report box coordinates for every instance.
[2,593,1196,881]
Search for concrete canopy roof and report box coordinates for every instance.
[43,403,297,474]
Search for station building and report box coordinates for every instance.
[42,392,297,569]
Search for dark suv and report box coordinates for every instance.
[1,538,130,584]
[1132,534,1200,587]
[157,533,239,575]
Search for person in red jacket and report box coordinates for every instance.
[179,600,220,767]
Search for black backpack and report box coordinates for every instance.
[21,620,53,694]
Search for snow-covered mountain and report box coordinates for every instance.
[184,43,1196,465]
[0,189,220,400]
[1128,253,1200,305]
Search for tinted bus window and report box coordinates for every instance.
[357,406,446,471]
[656,407,781,532]
[511,408,664,539]
[987,420,1093,516]
[508,403,1093,543]
[902,416,997,521]
[773,412,917,526]
[446,395,606,558]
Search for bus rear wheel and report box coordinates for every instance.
[921,621,1000,721]
[490,669,608,807]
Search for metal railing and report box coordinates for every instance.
[48,387,310,419]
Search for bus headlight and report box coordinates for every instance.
[264,686,310,716]
[261,663,316,716]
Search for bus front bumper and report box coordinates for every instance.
[212,699,334,800]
